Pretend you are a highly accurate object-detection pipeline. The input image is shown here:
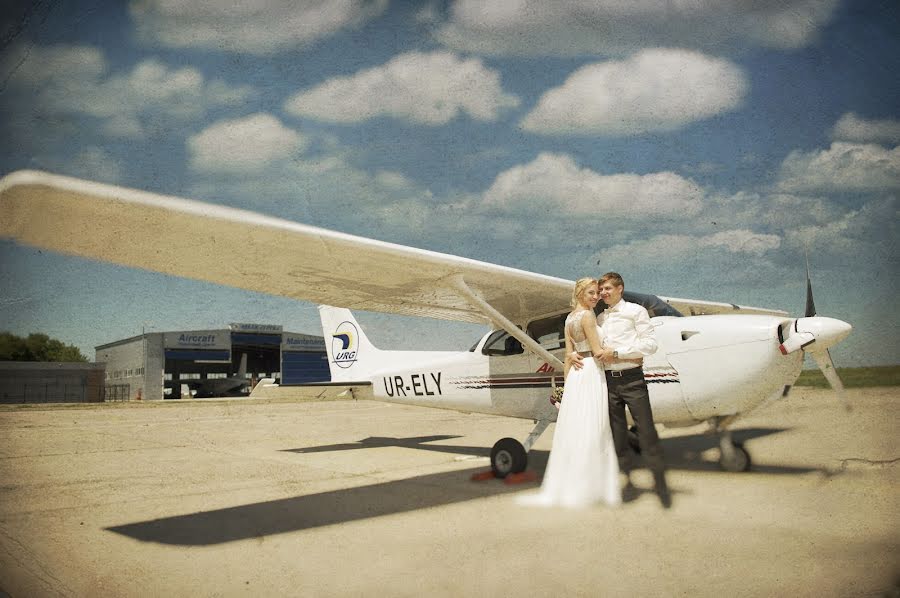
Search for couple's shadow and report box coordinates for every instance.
[526,426,819,502]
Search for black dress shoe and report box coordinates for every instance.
[657,486,672,509]
[654,472,672,509]
[622,480,639,502]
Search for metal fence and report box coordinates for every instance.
[104,384,131,402]
[1,382,108,404]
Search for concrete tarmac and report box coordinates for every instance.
[0,387,897,597]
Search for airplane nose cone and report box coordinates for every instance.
[779,317,852,355]
[798,317,852,351]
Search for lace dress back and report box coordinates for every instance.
[566,309,594,353]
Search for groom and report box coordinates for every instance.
[569,272,671,509]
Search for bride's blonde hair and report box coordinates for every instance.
[571,277,598,308]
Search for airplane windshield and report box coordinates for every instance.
[620,292,684,317]
[481,329,525,356]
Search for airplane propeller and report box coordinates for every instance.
[778,257,852,411]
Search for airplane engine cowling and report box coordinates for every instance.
[663,315,803,420]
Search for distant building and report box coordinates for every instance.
[95,322,329,400]
[0,361,106,404]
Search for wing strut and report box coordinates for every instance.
[448,274,565,369]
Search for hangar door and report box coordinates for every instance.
[281,333,330,384]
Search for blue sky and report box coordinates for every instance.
[1,0,897,366]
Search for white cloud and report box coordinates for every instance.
[591,229,783,292]
[708,191,841,230]
[783,197,898,256]
[597,230,780,262]
[435,0,839,57]
[374,170,419,193]
[3,45,254,138]
[284,51,520,125]
[520,49,746,136]
[831,112,900,145]
[482,152,705,217]
[130,0,388,54]
[73,147,123,183]
[777,142,900,193]
[101,115,145,139]
[701,230,782,255]
[184,124,440,236]
[188,114,307,173]
[34,145,123,184]
[2,44,106,84]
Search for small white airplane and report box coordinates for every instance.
[0,170,852,476]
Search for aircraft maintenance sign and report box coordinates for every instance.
[282,333,326,352]
[163,330,231,351]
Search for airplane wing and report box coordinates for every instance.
[0,170,790,324]
[660,296,789,317]
[0,170,571,326]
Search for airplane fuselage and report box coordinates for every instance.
[348,313,803,427]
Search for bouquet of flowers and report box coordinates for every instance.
[550,384,564,409]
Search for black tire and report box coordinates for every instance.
[490,437,528,478]
[719,443,752,472]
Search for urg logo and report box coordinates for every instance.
[331,321,359,369]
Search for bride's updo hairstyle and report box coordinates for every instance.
[571,277,598,308]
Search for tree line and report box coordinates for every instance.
[0,332,88,362]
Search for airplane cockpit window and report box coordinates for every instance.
[481,329,525,356]
[526,312,568,350]
[505,336,524,354]
[613,292,684,317]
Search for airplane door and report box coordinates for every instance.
[480,329,550,419]
[525,312,569,406]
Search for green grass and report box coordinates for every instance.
[795,365,900,388]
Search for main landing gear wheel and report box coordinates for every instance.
[719,442,752,472]
[490,437,527,478]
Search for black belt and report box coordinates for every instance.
[605,367,644,381]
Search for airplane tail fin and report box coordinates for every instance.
[318,305,382,382]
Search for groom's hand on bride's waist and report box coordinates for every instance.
[568,351,584,370]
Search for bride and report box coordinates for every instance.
[518,277,621,508]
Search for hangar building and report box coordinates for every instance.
[95,323,329,400]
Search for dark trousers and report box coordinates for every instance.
[606,368,666,476]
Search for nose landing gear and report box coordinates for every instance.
[711,417,752,472]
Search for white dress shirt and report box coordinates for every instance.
[597,300,658,371]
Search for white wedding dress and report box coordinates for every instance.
[517,310,621,508]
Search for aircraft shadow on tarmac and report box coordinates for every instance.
[106,465,527,546]
[106,427,823,546]
[284,427,822,475]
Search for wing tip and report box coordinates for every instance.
[0,169,55,193]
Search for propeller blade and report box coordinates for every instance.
[810,349,851,412]
[805,254,817,318]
